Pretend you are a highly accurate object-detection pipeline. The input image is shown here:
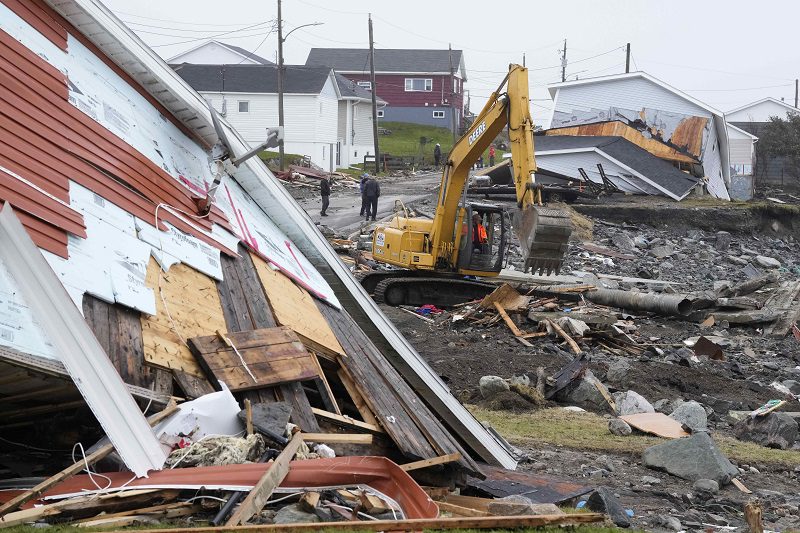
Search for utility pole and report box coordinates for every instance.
[795,79,798,108]
[277,0,285,171]
[625,43,630,73]
[368,13,379,174]
[560,39,567,82]
[449,43,457,144]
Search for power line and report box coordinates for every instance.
[148,21,272,48]
[635,57,794,82]
[122,20,272,33]
[112,10,261,27]
[684,83,793,92]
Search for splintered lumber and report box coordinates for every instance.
[245,399,254,436]
[436,501,489,517]
[399,452,462,472]
[0,401,178,517]
[300,433,374,444]
[336,368,381,428]
[225,432,304,526]
[480,284,528,312]
[310,407,384,434]
[493,302,524,336]
[298,492,320,513]
[75,502,200,524]
[545,319,582,354]
[140,513,604,532]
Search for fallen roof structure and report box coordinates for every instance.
[532,135,700,200]
[0,0,515,496]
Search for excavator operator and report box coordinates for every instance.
[472,213,488,253]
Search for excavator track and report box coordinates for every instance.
[372,276,497,308]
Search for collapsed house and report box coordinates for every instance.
[0,1,610,526]
[544,72,732,200]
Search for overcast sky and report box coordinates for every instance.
[104,0,800,124]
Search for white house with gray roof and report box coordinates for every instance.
[173,63,383,169]
[168,40,274,65]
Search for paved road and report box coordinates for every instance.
[297,172,442,236]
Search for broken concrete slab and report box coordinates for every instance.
[733,412,798,450]
[642,432,738,485]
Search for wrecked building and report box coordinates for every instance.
[545,72,732,200]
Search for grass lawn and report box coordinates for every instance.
[469,406,800,467]
[377,122,496,165]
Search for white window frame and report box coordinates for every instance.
[432,110,445,119]
[376,109,384,118]
[405,78,433,92]
[357,81,372,91]
[238,100,249,113]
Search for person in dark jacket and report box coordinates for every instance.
[359,173,370,216]
[320,176,331,216]
[363,177,380,221]
[433,143,442,168]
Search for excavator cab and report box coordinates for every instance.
[457,204,507,274]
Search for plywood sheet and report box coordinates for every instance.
[619,412,690,439]
[189,327,319,392]
[250,253,344,357]
[141,258,226,376]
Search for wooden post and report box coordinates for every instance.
[225,433,304,526]
[244,399,253,436]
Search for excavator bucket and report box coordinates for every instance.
[513,205,572,275]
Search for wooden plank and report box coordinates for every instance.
[545,319,582,354]
[0,401,177,516]
[244,399,253,435]
[250,253,344,356]
[225,432,304,526]
[336,367,381,428]
[436,501,488,517]
[150,513,605,532]
[310,407,384,434]
[279,381,320,432]
[295,330,344,361]
[400,452,462,471]
[437,494,492,512]
[300,433,373,444]
[493,302,524,336]
[141,258,227,376]
[311,355,340,414]
[173,369,215,400]
[75,502,199,524]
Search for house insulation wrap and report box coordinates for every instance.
[0,0,516,477]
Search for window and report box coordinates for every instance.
[405,78,432,92]
[453,77,459,94]
[357,81,372,91]
[238,101,249,113]
[376,109,384,118]
[433,110,445,119]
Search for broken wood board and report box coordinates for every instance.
[580,243,636,260]
[189,327,319,392]
[480,284,528,312]
[400,453,462,472]
[141,258,227,376]
[311,407,384,434]
[300,433,374,444]
[251,253,343,356]
[619,412,690,439]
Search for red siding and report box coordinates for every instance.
[345,73,464,111]
[3,0,67,50]
[0,25,235,258]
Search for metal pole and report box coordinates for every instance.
[277,0,285,171]
[368,13,380,174]
[625,43,630,73]
[795,79,798,108]
[560,39,567,82]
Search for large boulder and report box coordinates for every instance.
[554,370,610,411]
[733,412,798,450]
[669,400,708,432]
[609,418,632,436]
[642,432,738,485]
[479,376,509,399]
[605,359,631,387]
[586,487,630,528]
[614,390,655,416]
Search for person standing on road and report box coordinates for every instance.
[359,173,370,216]
[433,143,442,168]
[488,145,496,167]
[320,175,331,216]
[363,177,381,221]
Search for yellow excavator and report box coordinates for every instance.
[359,64,572,306]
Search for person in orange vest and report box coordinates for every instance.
[472,213,488,252]
[488,145,496,166]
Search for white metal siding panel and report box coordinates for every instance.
[337,101,347,139]
[729,138,753,165]
[536,151,657,194]
[352,102,374,146]
[554,78,711,118]
[702,126,729,199]
[727,100,799,123]
[316,96,339,143]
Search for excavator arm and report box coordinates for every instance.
[429,64,569,272]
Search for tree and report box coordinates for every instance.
[758,112,800,180]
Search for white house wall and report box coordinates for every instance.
[170,42,259,65]
[727,99,800,123]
